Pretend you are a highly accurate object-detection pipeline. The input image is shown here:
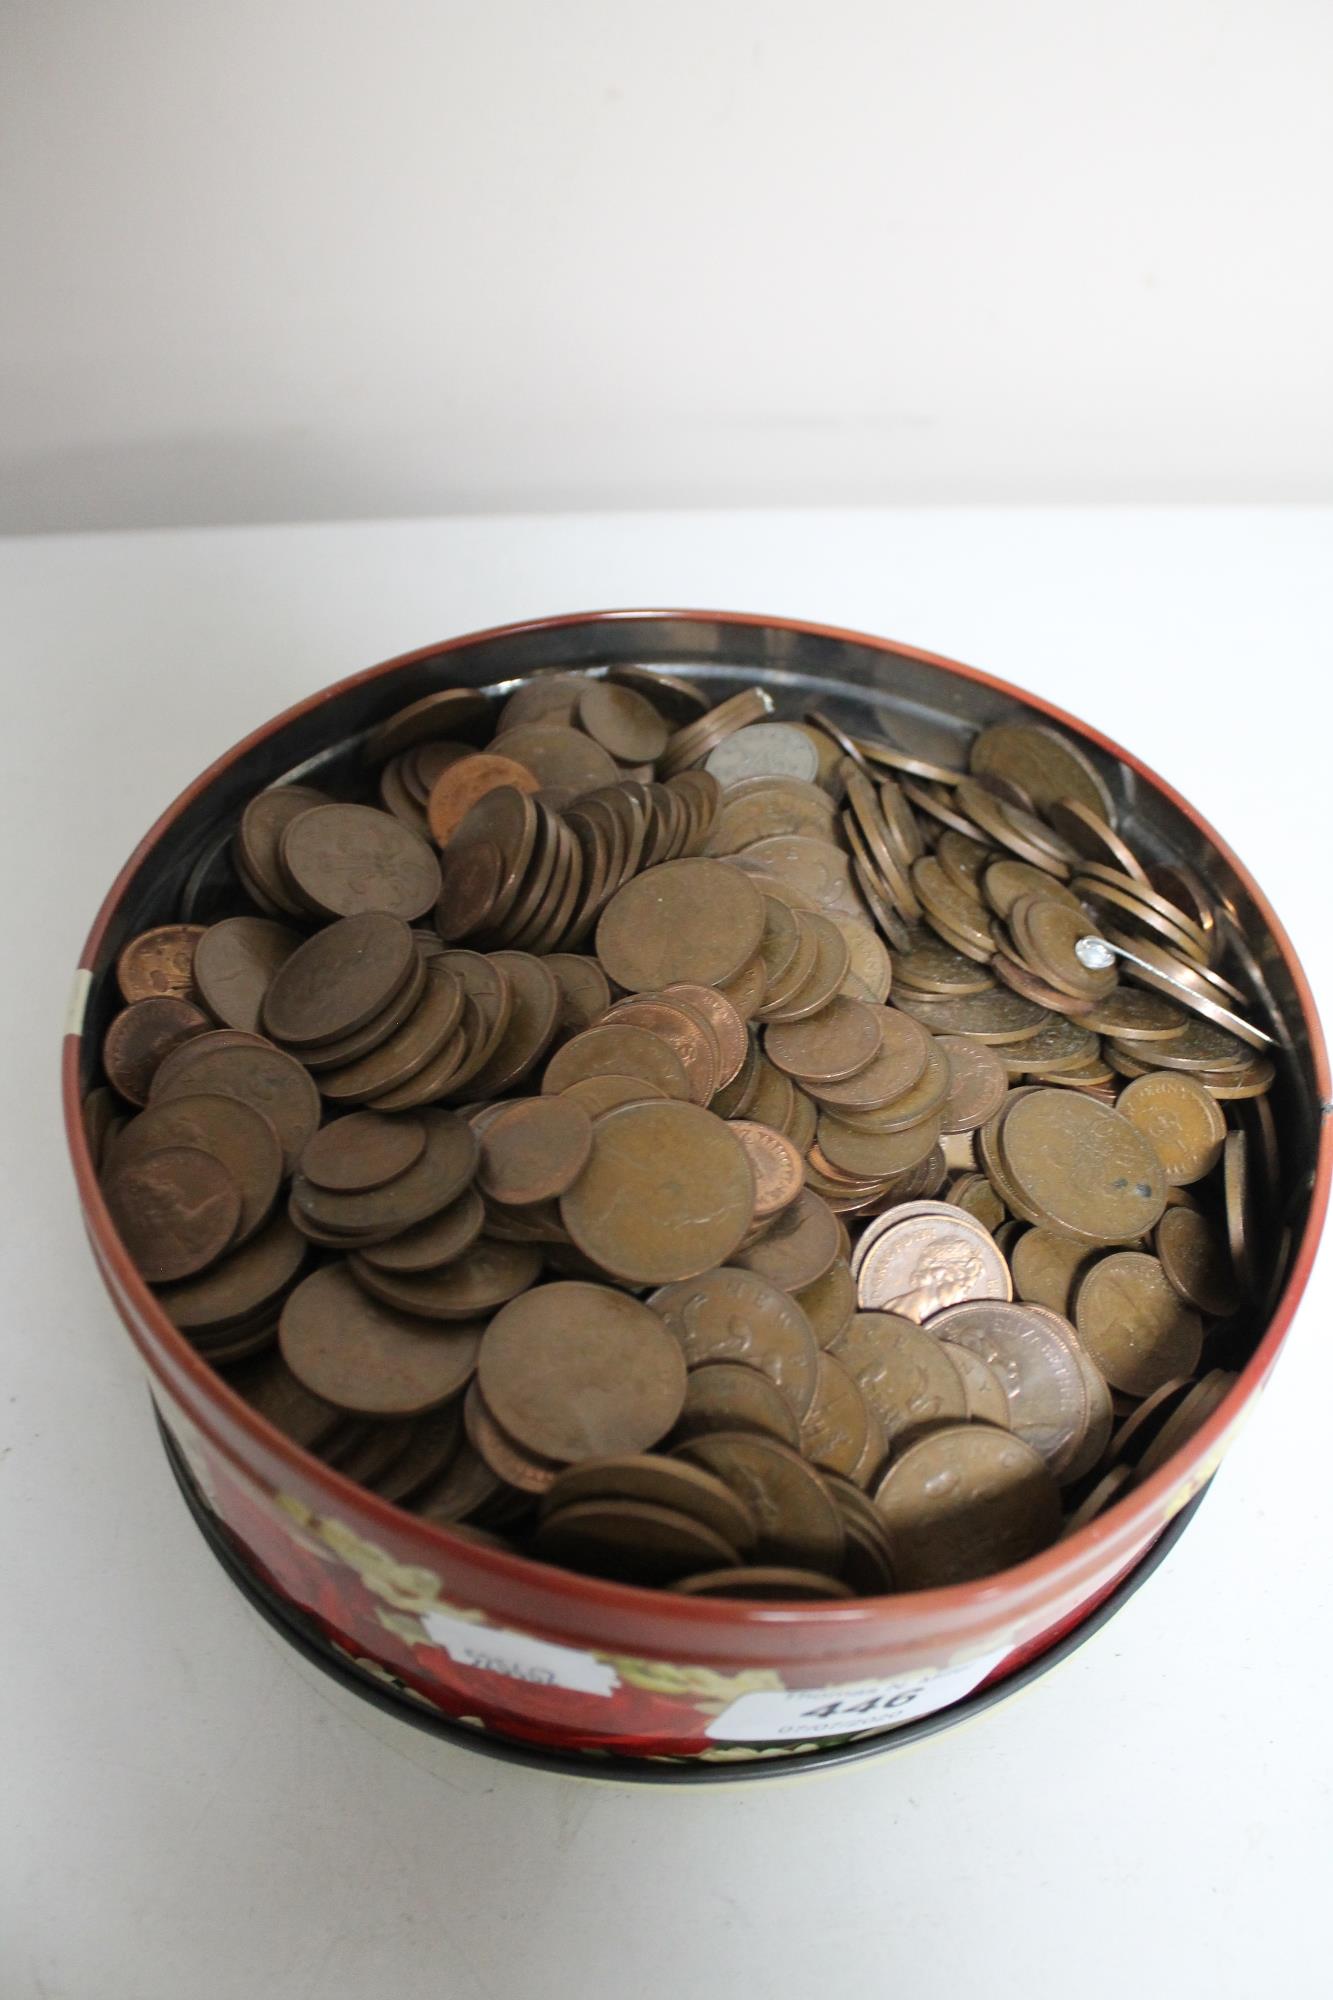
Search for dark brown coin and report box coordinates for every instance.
[300,1111,427,1192]
[102,996,212,1106]
[355,1186,485,1273]
[732,1188,841,1292]
[1074,1251,1204,1396]
[1009,1227,1098,1317]
[113,1092,283,1243]
[674,1431,844,1571]
[351,1238,544,1321]
[226,1348,345,1451]
[369,1403,467,1504]
[1155,1204,1241,1317]
[491,723,621,793]
[970,722,1113,820]
[156,1210,307,1332]
[546,953,613,1039]
[364,687,493,761]
[1116,1071,1227,1186]
[103,1145,241,1283]
[150,1039,320,1173]
[116,924,206,1004]
[411,1439,508,1525]
[596,858,765,991]
[798,1352,873,1477]
[295,954,429,1072]
[478,1281,687,1461]
[558,1073,668,1116]
[289,1108,478,1239]
[280,1263,481,1415]
[237,785,334,915]
[194,918,303,1034]
[937,1035,1010,1132]
[280,803,441,922]
[543,1022,689,1100]
[463,1381,562,1493]
[765,997,884,1086]
[463,952,561,1096]
[560,1100,755,1284]
[262,913,416,1046]
[539,1454,758,1550]
[534,1499,741,1583]
[828,1311,968,1442]
[477,1096,594,1206]
[673,1363,802,1445]
[649,1265,820,1417]
[802,1007,931,1112]
[318,963,466,1104]
[873,1425,1062,1587]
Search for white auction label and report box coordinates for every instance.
[706,1647,1009,1742]
[421,1609,620,1697]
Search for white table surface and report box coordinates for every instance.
[4,508,1331,2000]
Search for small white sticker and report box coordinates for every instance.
[421,1610,620,1697]
[706,1647,1009,1741]
[65,968,93,1038]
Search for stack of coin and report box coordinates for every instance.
[88,664,1278,1597]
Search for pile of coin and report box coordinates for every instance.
[85,664,1282,1598]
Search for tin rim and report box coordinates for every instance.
[62,608,1333,1646]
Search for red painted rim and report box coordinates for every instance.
[62,608,1333,1640]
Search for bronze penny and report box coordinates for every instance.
[477,1096,594,1206]
[540,1454,758,1553]
[1116,1071,1227,1186]
[662,981,747,1087]
[970,722,1113,820]
[1135,1369,1237,1481]
[355,1186,485,1273]
[670,1363,802,1446]
[560,1100,755,1284]
[816,1112,939,1180]
[156,1210,307,1333]
[576,680,670,763]
[855,1210,1010,1320]
[150,1037,320,1173]
[946,1169,1005,1229]
[744,1055,796,1133]
[546,953,613,1039]
[727,1121,805,1221]
[1011,895,1117,1000]
[497,673,588,732]
[412,1439,508,1524]
[935,1035,1009,1133]
[280,1263,481,1415]
[280,803,441,923]
[605,663,709,722]
[543,1022,691,1101]
[733,1188,841,1292]
[1009,1227,1098,1316]
[227,1349,345,1452]
[828,1312,968,1441]
[103,1145,241,1283]
[765,996,883,1087]
[534,1499,740,1583]
[491,723,621,793]
[802,1007,932,1112]
[797,1353,871,1477]
[673,1431,844,1572]
[463,1381,562,1494]
[792,1259,857,1348]
[116,923,206,1005]
[296,953,429,1073]
[602,995,721,1105]
[289,1108,478,1239]
[596,858,765,991]
[300,1111,427,1192]
[761,914,853,1023]
[927,1298,1090,1473]
[435,785,539,935]
[648,1265,820,1417]
[428,753,541,844]
[262,913,416,1046]
[364,687,493,762]
[459,952,561,1097]
[1074,1251,1204,1396]
[352,1236,543,1321]
[478,1280,686,1462]
[236,785,333,916]
[194,918,302,1036]
[1062,1463,1136,1535]
[936,1340,1011,1427]
[433,838,507,940]
[114,1091,282,1244]
[558,1073,668,1116]
[1156,1204,1241,1317]
[371,1402,467,1505]
[1078,987,1189,1041]
[874,1425,1061,1588]
[999,1089,1167,1245]
[102,996,213,1107]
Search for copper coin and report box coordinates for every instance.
[576,681,670,763]
[295,953,430,1073]
[804,1008,931,1112]
[113,1091,283,1244]
[428,753,541,844]
[369,1402,467,1505]
[855,1210,1010,1321]
[300,1111,427,1192]
[156,1210,307,1332]
[539,1454,758,1552]
[659,982,747,1087]
[970,722,1113,819]
[435,785,539,932]
[463,1381,562,1493]
[478,1281,686,1461]
[102,1145,241,1283]
[936,1341,1010,1428]
[477,1096,594,1205]
[280,803,441,922]
[1074,1251,1204,1396]
[102,996,213,1106]
[546,953,613,1039]
[262,913,416,1046]
[1135,1369,1237,1481]
[560,1100,755,1284]
[732,1188,841,1292]
[760,913,853,1023]
[227,1349,345,1451]
[671,1567,853,1601]
[236,785,333,914]
[797,1353,871,1477]
[873,1425,1061,1588]
[727,1121,805,1221]
[1009,1227,1097,1316]
[412,1439,508,1525]
[673,1431,844,1571]
[671,1362,802,1446]
[116,923,206,1005]
[534,1499,740,1583]
[558,1073,668,1116]
[364,687,492,761]
[543,1022,691,1101]
[816,1112,940,1180]
[497,673,589,732]
[935,1035,1009,1133]
[461,953,563,1098]
[1155,1204,1241,1317]
[280,1264,481,1415]
[355,1186,485,1274]
[999,1089,1167,1245]
[648,1265,820,1417]
[353,1237,542,1321]
[1116,1071,1227,1186]
[602,994,721,1105]
[927,1298,1089,1473]
[764,996,883,1087]
[150,1038,321,1173]
[827,1312,968,1441]
[596,858,765,991]
[290,1108,477,1238]
[491,723,621,793]
[792,1259,857,1348]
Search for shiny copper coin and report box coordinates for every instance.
[648,1265,820,1417]
[300,1111,426,1192]
[102,996,212,1107]
[727,1121,805,1221]
[477,1095,593,1206]
[280,1263,481,1415]
[103,1145,241,1283]
[1074,1251,1204,1396]
[927,1299,1089,1474]
[116,924,206,1005]
[1116,1071,1227,1185]
[561,1100,755,1285]
[663,981,748,1087]
[673,1431,844,1571]
[478,1281,686,1462]
[874,1424,1061,1588]
[428,753,541,844]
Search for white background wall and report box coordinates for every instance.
[3,0,1331,532]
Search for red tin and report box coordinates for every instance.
[63,611,1330,1770]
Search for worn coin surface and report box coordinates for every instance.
[561,1100,755,1284]
[1074,1251,1204,1395]
[873,1425,1062,1587]
[280,1263,482,1415]
[926,1298,1089,1473]
[999,1089,1167,1244]
[675,1430,844,1571]
[649,1265,820,1418]
[477,1094,593,1205]
[116,924,206,1005]
[103,1146,241,1283]
[102,996,213,1106]
[262,914,416,1046]
[828,1312,969,1442]
[1116,1070,1228,1185]
[300,1111,426,1192]
[596,858,765,991]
